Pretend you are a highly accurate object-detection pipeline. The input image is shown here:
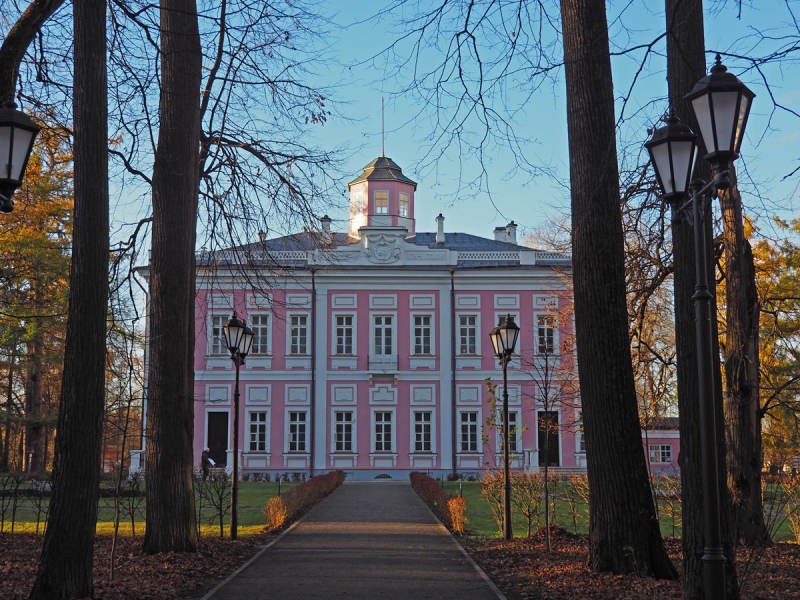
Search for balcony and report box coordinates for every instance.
[369,354,398,372]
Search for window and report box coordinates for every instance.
[649,444,672,464]
[335,315,353,354]
[250,315,270,354]
[577,410,586,453]
[460,412,479,453]
[413,315,432,354]
[290,315,308,355]
[375,191,388,214]
[508,411,520,453]
[414,412,432,452]
[210,315,226,354]
[374,412,393,452]
[334,411,353,452]
[248,412,267,452]
[374,315,393,355]
[399,192,409,217]
[537,315,555,355]
[459,315,477,354]
[288,412,306,452]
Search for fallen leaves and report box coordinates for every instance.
[462,527,800,599]
[0,531,272,600]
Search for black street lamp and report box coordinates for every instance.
[0,101,40,213]
[646,54,754,600]
[489,314,520,541]
[223,311,254,541]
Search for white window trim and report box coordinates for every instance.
[575,409,585,454]
[371,407,397,453]
[370,312,398,357]
[208,314,229,356]
[374,189,389,215]
[247,312,273,356]
[494,408,522,454]
[456,312,480,356]
[409,312,435,356]
[330,408,357,454]
[331,312,357,356]
[649,444,673,464]
[534,312,558,356]
[285,312,311,356]
[399,192,410,217]
[458,409,482,454]
[245,408,270,453]
[284,408,309,454]
[409,408,436,454]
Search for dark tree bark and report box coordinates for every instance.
[665,1,741,596]
[0,0,65,103]
[1,357,14,471]
[142,0,202,554]
[560,0,676,579]
[719,168,768,547]
[25,274,46,475]
[29,0,108,596]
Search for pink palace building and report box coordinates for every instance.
[133,155,679,479]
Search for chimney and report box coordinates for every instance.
[435,213,446,244]
[258,230,267,243]
[506,220,517,244]
[321,215,332,242]
[494,226,507,242]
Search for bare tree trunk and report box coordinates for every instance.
[25,309,45,475]
[665,1,740,596]
[719,169,768,547]
[2,356,13,471]
[560,0,676,579]
[29,0,108,596]
[142,0,202,554]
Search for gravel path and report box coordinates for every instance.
[205,480,501,600]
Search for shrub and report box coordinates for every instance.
[410,472,452,528]
[449,496,468,534]
[262,470,345,532]
[479,469,505,536]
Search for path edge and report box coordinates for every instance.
[198,485,342,600]
[411,484,508,600]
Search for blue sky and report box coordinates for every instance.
[298,0,799,243]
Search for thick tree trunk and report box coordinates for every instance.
[560,0,676,579]
[142,0,202,554]
[29,0,108,596]
[719,169,768,547]
[665,1,740,596]
[25,311,45,475]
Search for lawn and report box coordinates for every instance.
[0,480,302,536]
[440,479,798,543]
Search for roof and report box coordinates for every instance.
[348,156,418,188]
[411,232,528,251]
[643,417,679,431]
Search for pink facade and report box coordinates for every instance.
[134,156,683,480]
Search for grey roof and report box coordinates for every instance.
[348,156,418,188]
[411,231,528,251]
[643,417,680,431]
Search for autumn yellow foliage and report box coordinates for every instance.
[448,496,468,534]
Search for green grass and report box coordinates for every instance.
[441,480,798,542]
[0,481,303,536]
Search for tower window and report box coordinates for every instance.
[399,192,409,217]
[375,191,388,214]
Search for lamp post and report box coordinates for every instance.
[646,54,754,600]
[489,314,520,541]
[0,101,40,213]
[223,311,254,541]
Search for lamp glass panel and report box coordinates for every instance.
[499,326,512,353]
[650,141,674,194]
[489,328,501,357]
[710,91,739,152]
[9,128,34,181]
[239,328,254,357]
[0,126,11,180]
[508,325,520,353]
[734,94,750,152]
[690,94,716,153]
[224,320,244,352]
[669,140,695,194]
